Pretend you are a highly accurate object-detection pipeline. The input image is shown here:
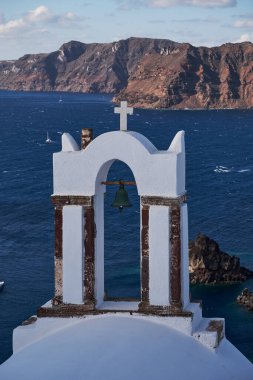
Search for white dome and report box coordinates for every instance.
[1,315,253,380]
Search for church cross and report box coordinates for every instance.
[114,101,133,131]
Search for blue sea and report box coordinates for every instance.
[0,91,253,364]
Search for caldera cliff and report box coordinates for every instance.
[0,37,252,109]
[189,234,253,284]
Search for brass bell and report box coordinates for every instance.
[111,183,132,210]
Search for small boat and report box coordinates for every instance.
[46,132,53,144]
[0,281,4,292]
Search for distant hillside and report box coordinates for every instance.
[0,37,252,109]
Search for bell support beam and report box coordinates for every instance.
[101,181,136,186]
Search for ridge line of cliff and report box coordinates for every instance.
[0,37,252,109]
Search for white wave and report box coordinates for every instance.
[238,169,251,173]
[214,165,233,173]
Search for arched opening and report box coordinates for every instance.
[103,160,140,301]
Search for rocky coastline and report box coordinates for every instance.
[189,234,253,284]
[0,37,252,110]
[237,288,253,311]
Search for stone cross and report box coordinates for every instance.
[114,101,133,131]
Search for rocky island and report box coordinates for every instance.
[0,37,252,109]
[189,234,253,284]
[237,288,253,311]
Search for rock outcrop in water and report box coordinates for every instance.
[237,288,253,311]
[0,37,252,109]
[189,234,253,284]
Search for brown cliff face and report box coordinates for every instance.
[0,37,252,109]
[189,234,253,284]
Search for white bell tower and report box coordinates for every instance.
[36,103,224,349]
[43,118,190,315]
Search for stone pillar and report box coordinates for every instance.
[81,128,93,149]
[62,205,84,304]
[53,204,63,305]
[51,196,95,309]
[149,206,170,306]
[94,190,105,307]
[169,205,182,311]
[139,204,150,311]
[139,195,186,315]
[181,204,190,308]
[84,203,96,308]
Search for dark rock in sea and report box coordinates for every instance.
[189,234,253,284]
[237,288,253,311]
[0,37,252,109]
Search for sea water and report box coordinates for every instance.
[0,91,253,363]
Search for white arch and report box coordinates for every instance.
[53,129,188,309]
[53,131,185,197]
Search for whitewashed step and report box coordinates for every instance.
[193,318,225,349]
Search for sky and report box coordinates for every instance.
[0,0,252,60]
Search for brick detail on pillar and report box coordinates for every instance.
[53,206,63,305]
[81,128,93,149]
[141,195,186,207]
[51,195,93,207]
[55,207,63,258]
[169,205,182,311]
[139,204,150,311]
[54,259,62,302]
[84,203,96,308]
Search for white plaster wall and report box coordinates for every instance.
[168,131,185,194]
[13,318,80,353]
[7,315,253,380]
[62,206,84,304]
[149,206,170,306]
[181,204,190,308]
[176,153,185,195]
[53,131,186,197]
[94,190,105,307]
[13,312,193,355]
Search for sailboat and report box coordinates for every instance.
[46,132,53,143]
[58,96,63,103]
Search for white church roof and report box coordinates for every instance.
[1,315,253,380]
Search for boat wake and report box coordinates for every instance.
[214,166,251,174]
[0,281,4,292]
[238,169,251,173]
[214,165,233,173]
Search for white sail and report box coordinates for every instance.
[46,132,53,143]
